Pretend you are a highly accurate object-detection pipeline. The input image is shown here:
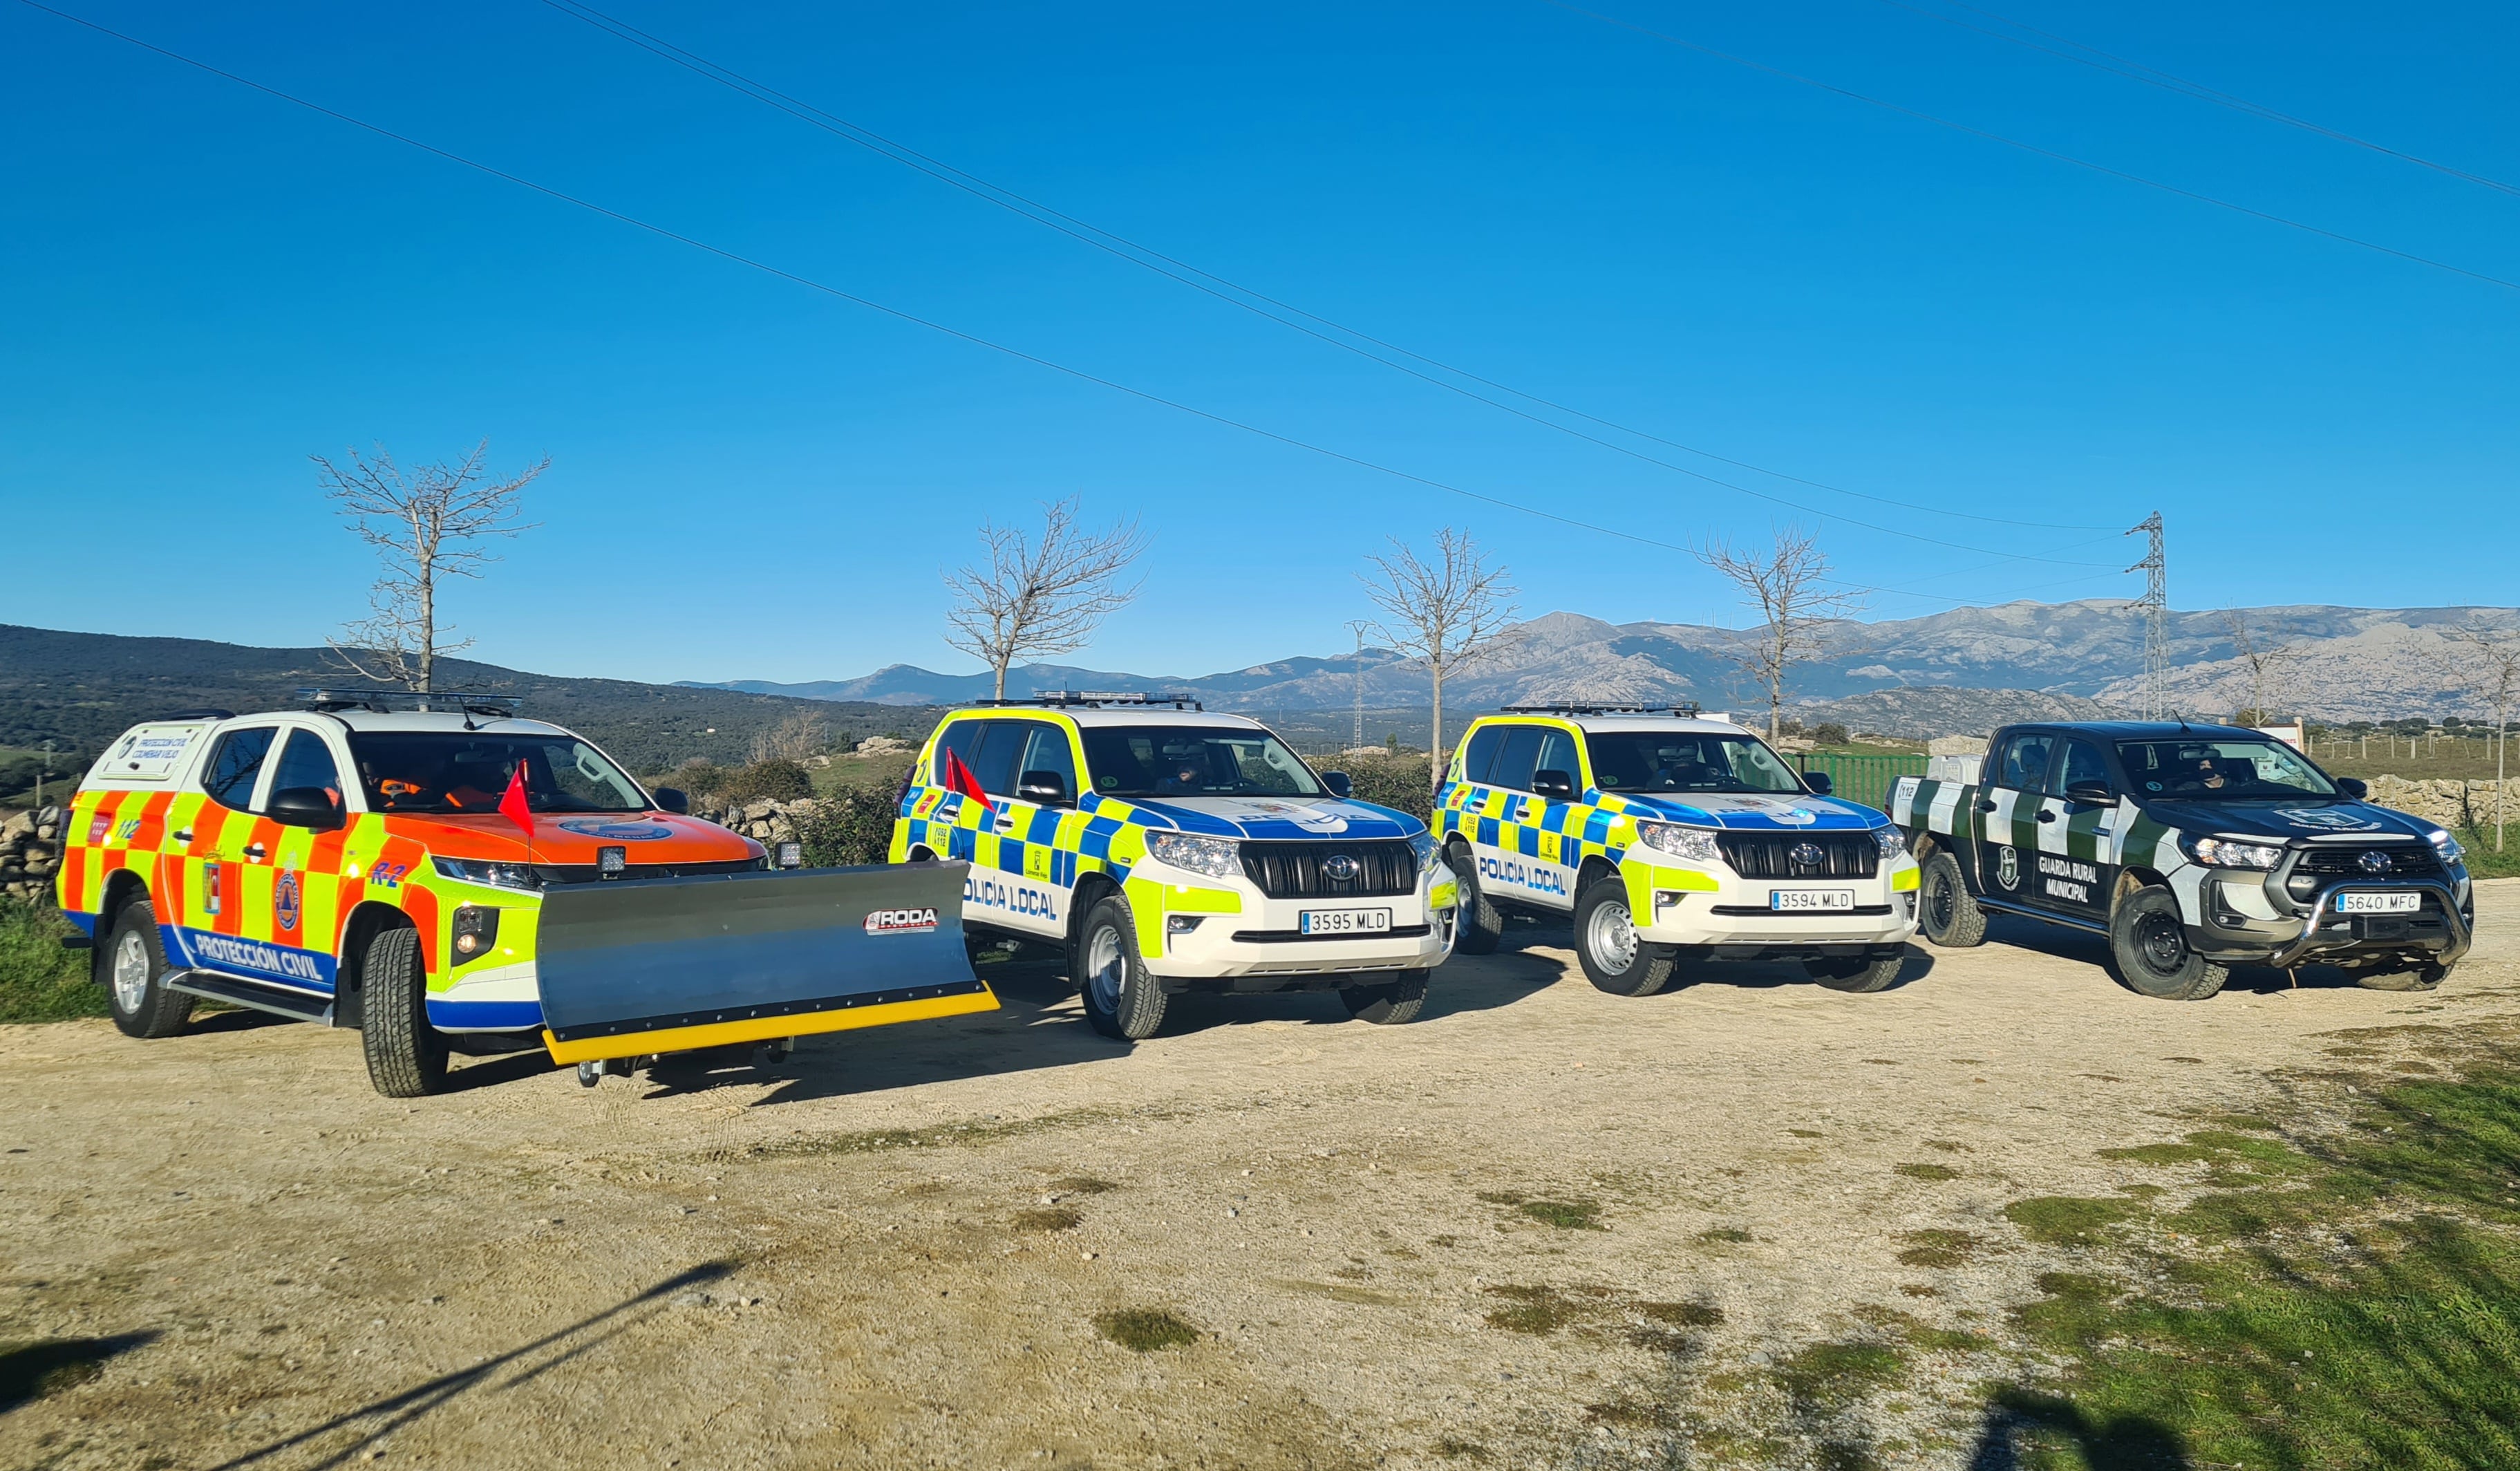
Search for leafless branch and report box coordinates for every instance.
[941,498,1149,700]
[1361,528,1519,791]
[2447,620,2520,850]
[1693,525,1863,739]
[319,441,545,691]
[2219,610,2302,727]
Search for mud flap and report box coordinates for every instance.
[534,860,994,1065]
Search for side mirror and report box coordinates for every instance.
[266,786,344,830]
[1017,769,1071,806]
[2336,777,2369,799]
[1531,769,1577,800]
[2065,780,2115,807]
[652,787,690,814]
[1803,770,1834,796]
[1320,771,1353,798]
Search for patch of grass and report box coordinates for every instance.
[1894,1162,1960,1181]
[719,1107,1128,1161]
[1012,1207,1082,1233]
[1586,1397,1679,1430]
[1698,1226,1754,1244]
[1923,1139,1972,1153]
[1997,1062,2520,1470]
[1482,1284,1579,1336]
[0,898,104,1024]
[1429,1437,1489,1460]
[2097,1129,2308,1174]
[1048,1175,1117,1194]
[1777,1340,1905,1411]
[1787,1127,1823,1139]
[1517,1199,1604,1230]
[1895,1229,1981,1269]
[2003,1197,2134,1246]
[1636,1301,1725,1328]
[1093,1308,1198,1352]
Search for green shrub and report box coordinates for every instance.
[794,787,904,868]
[1330,755,1434,817]
[0,898,106,1023]
[716,758,813,805]
[1813,722,1851,746]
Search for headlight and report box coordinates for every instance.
[431,856,545,891]
[1145,832,1242,881]
[1409,830,1440,874]
[2186,836,2284,870]
[2429,830,2465,865]
[1635,821,1722,865]
[1872,825,1908,859]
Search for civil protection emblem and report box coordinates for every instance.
[275,868,301,933]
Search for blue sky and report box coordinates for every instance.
[2,0,2512,685]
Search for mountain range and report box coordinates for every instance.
[688,601,2518,736]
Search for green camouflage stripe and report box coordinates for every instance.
[2066,804,2107,861]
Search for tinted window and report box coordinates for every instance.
[1583,731,1805,794]
[1458,725,1505,785]
[1078,725,1324,798]
[1488,727,1543,793]
[1016,722,1079,804]
[2115,738,2335,800]
[965,721,1026,796]
[2052,740,2112,797]
[202,727,276,810]
[932,720,986,786]
[346,734,649,814]
[1534,729,1580,788]
[267,729,345,808]
[1993,732,2058,791]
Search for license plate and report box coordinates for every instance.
[1771,889,1856,912]
[1299,908,1392,935]
[2335,892,2421,915]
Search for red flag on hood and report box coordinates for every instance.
[941,748,994,816]
[498,762,534,833]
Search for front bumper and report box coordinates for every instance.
[1628,855,1920,953]
[1129,860,1458,982]
[2187,862,2473,969]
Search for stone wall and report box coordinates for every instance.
[2364,776,2520,832]
[695,797,820,845]
[1,806,64,904]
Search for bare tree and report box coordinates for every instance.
[751,711,832,766]
[943,498,1149,701]
[1694,526,1863,740]
[320,442,545,691]
[2220,610,2302,727]
[1361,529,1519,792]
[2447,621,2520,851]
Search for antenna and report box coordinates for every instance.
[1346,621,1371,751]
[2126,512,2168,720]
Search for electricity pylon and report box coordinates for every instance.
[1346,621,1371,749]
[2126,512,2168,719]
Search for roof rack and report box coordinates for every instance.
[294,686,523,718]
[981,690,1206,711]
[1500,702,1703,718]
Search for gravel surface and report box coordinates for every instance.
[6,881,2513,1470]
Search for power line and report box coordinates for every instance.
[1870,0,2520,198]
[18,0,2123,580]
[536,0,2123,536]
[1550,1,2520,293]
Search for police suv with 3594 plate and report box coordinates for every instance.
[1436,705,1920,995]
[1889,721,2473,1000]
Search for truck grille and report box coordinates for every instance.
[1239,840,1418,899]
[2293,845,2441,877]
[1716,832,1880,880]
[533,856,767,886]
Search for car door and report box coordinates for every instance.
[2033,738,2118,924]
[1973,730,2058,908]
[981,720,1079,939]
[1471,723,1576,911]
[189,723,280,968]
[258,726,357,986]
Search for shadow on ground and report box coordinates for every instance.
[1965,1387,2190,1470]
[0,1332,158,1414]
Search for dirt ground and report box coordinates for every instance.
[6,882,2514,1471]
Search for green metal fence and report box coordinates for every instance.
[1792,753,1930,813]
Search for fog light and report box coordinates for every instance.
[776,841,805,870]
[451,904,500,960]
[1653,890,1687,912]
[1167,915,1204,934]
[597,845,626,879]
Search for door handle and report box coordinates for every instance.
[1975,800,1997,813]
[245,843,266,860]
[172,828,193,843]
[2035,810,2057,823]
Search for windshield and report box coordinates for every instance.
[347,733,652,815]
[1080,725,1325,799]
[2115,738,2337,800]
[1586,731,1807,795]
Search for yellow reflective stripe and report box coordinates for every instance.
[1892,865,1921,892]
[539,984,1000,1065]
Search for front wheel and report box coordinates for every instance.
[102,900,194,1039]
[1339,970,1428,1024]
[360,926,450,1096]
[2107,886,2228,1001]
[1076,894,1167,1040]
[1917,852,1986,948]
[1449,843,1504,955]
[1574,875,1677,997]
[1804,953,1906,993]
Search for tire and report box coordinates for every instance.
[101,899,194,1040]
[2107,886,2229,1002]
[1449,843,1504,956]
[360,926,449,1097]
[2357,962,2452,993]
[1804,953,1906,993]
[1573,874,1677,997]
[1917,851,1987,949]
[1339,970,1428,1024]
[1075,893,1167,1041]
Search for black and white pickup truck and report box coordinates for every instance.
[1888,720,2474,1000]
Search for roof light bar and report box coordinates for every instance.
[1498,702,1704,717]
[295,686,523,716]
[983,691,1206,711]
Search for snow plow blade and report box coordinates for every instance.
[534,860,993,1065]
